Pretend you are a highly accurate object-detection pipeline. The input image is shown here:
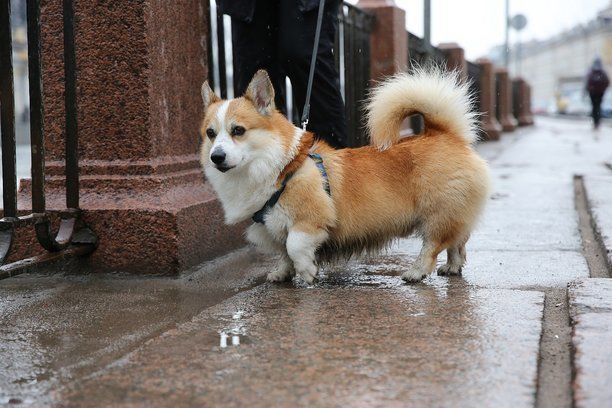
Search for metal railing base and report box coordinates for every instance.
[0,237,97,281]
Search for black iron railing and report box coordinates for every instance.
[207,1,374,147]
[466,60,482,135]
[0,0,96,280]
[407,31,446,68]
[406,31,446,133]
[338,3,374,147]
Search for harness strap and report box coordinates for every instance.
[308,153,330,195]
[252,172,294,224]
[252,154,331,224]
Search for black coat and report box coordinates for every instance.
[218,0,321,22]
[587,69,609,96]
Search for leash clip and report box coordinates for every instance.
[301,119,309,131]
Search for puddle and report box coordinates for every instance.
[218,309,249,348]
[219,332,241,348]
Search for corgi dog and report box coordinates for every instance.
[199,68,490,284]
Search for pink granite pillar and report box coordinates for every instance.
[495,68,517,132]
[356,0,407,80]
[524,81,534,125]
[476,59,502,141]
[512,78,531,126]
[438,43,467,80]
[16,0,245,274]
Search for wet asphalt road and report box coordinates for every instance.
[1,117,611,407]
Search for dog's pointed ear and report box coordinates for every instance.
[245,70,275,116]
[201,81,220,110]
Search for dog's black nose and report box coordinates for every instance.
[210,150,226,165]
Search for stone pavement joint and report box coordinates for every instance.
[535,289,573,408]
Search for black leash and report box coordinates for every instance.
[301,0,326,131]
[251,1,330,225]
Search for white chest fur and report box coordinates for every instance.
[205,164,278,225]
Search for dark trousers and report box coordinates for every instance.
[589,93,603,128]
[231,0,347,148]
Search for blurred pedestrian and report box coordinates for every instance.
[219,0,348,148]
[586,57,609,130]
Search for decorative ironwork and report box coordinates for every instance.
[0,0,97,280]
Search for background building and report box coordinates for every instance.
[489,2,612,115]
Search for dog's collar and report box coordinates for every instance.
[252,134,331,224]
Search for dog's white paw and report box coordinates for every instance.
[401,266,427,283]
[297,264,318,285]
[437,263,462,276]
[266,269,292,283]
[266,255,295,283]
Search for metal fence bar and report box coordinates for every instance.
[206,1,215,94]
[27,0,46,214]
[63,0,79,210]
[466,60,483,137]
[342,6,356,146]
[355,7,371,146]
[339,3,373,147]
[215,6,227,99]
[0,0,18,219]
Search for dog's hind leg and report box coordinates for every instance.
[401,239,445,283]
[437,246,464,276]
[286,226,328,285]
[438,235,469,276]
[437,235,469,276]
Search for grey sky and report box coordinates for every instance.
[350,0,610,60]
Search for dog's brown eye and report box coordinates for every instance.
[206,128,216,139]
[231,126,246,136]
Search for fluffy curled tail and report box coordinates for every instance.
[365,66,478,149]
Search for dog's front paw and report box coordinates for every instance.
[296,264,318,285]
[401,267,427,283]
[437,264,462,276]
[266,269,292,283]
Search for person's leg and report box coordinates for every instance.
[590,93,601,129]
[594,94,603,129]
[231,0,286,112]
[278,0,347,148]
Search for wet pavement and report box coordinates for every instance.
[59,282,544,407]
[1,117,611,407]
[569,279,612,408]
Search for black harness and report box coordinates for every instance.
[252,153,330,224]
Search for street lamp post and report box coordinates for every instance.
[504,0,510,67]
[424,0,431,50]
